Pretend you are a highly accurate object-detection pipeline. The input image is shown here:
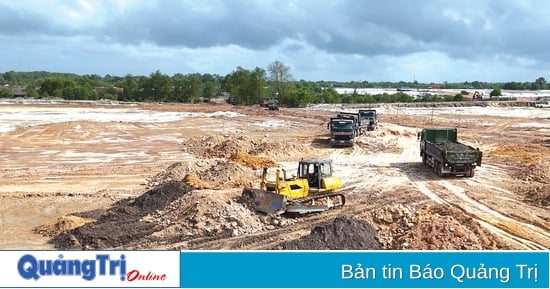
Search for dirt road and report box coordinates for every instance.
[0,101,548,250]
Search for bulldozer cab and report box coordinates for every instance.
[297,159,333,189]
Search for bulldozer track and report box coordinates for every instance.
[288,192,346,213]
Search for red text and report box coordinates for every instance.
[126,270,167,281]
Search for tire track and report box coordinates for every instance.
[388,124,550,249]
[438,180,550,250]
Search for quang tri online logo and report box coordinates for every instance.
[17,253,167,282]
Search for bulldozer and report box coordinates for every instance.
[241,159,346,215]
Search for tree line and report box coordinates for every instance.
[0,63,547,107]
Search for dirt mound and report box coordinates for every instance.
[371,204,416,249]
[274,216,382,250]
[183,173,211,189]
[50,181,287,249]
[184,134,324,161]
[510,161,549,207]
[511,161,550,183]
[34,215,94,238]
[184,135,254,158]
[133,190,274,248]
[486,143,550,163]
[231,152,277,169]
[356,136,400,153]
[370,204,502,250]
[398,205,500,250]
[516,184,550,207]
[147,159,256,189]
[52,181,193,249]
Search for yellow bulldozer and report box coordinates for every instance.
[242,158,346,215]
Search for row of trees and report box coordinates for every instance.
[1,64,547,107]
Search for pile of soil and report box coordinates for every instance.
[511,161,550,207]
[515,184,550,207]
[147,159,257,189]
[52,181,192,249]
[34,215,94,238]
[183,173,212,189]
[48,181,288,249]
[486,143,550,163]
[356,136,400,153]
[231,152,277,169]
[394,205,501,250]
[134,189,273,247]
[184,134,323,161]
[370,204,416,249]
[274,216,382,250]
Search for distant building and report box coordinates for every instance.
[94,86,124,95]
[3,84,26,97]
[430,83,443,89]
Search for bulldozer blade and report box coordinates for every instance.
[242,188,286,215]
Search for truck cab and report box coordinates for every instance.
[359,109,378,131]
[328,118,355,147]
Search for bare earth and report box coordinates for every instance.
[0,101,548,250]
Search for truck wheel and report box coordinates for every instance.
[422,154,427,165]
[436,162,443,177]
[467,168,475,178]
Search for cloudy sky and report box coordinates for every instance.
[1,0,549,82]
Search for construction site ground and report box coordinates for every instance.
[0,100,548,250]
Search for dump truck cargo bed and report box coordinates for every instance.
[430,140,477,151]
[419,128,482,177]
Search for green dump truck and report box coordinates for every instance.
[418,128,482,177]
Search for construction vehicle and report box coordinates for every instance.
[358,109,378,131]
[267,99,279,110]
[473,91,484,101]
[242,159,346,215]
[535,101,550,108]
[260,98,280,110]
[418,128,482,177]
[337,112,363,135]
[328,117,355,147]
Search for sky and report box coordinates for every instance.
[1,0,549,82]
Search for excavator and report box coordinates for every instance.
[242,159,346,215]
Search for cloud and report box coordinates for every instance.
[0,0,549,81]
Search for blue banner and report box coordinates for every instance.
[180,251,549,288]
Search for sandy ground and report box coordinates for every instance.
[0,100,548,250]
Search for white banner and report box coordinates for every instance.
[0,250,180,288]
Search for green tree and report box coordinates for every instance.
[535,77,546,90]
[26,86,39,98]
[453,93,464,101]
[223,67,251,104]
[321,87,339,103]
[172,73,188,102]
[249,67,266,104]
[147,70,173,102]
[286,82,315,107]
[490,87,502,98]
[201,74,221,100]
[0,87,12,98]
[117,75,138,101]
[268,60,292,104]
